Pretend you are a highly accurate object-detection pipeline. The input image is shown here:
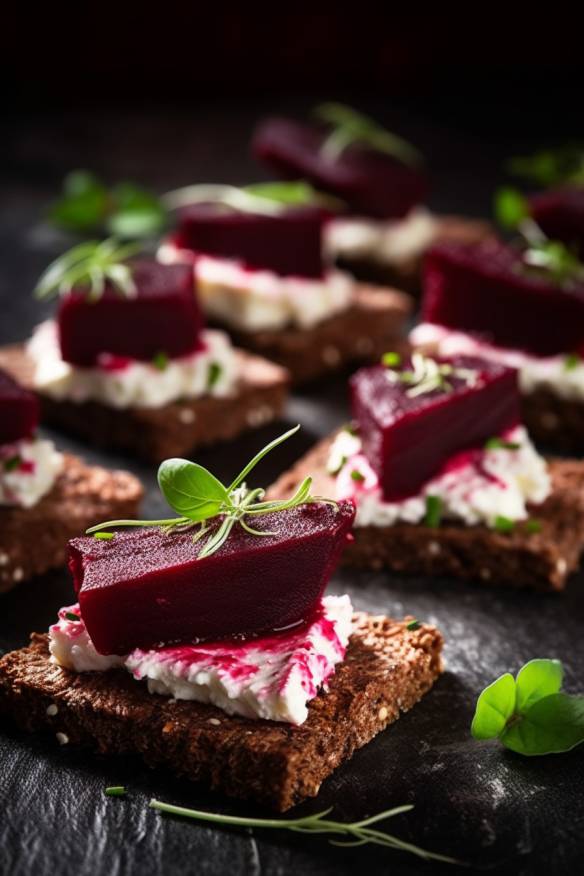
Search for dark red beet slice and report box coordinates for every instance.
[172,203,329,279]
[58,260,203,367]
[350,356,520,502]
[71,501,355,655]
[422,239,584,357]
[252,117,428,220]
[529,186,584,256]
[0,368,39,444]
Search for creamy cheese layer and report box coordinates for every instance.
[158,241,354,332]
[27,321,237,409]
[327,426,550,528]
[324,207,438,266]
[0,437,63,508]
[49,596,353,725]
[411,323,584,402]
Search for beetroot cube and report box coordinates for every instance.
[350,356,520,501]
[173,203,329,279]
[0,369,39,444]
[529,187,584,256]
[58,260,203,367]
[252,116,428,220]
[422,240,584,357]
[71,501,355,655]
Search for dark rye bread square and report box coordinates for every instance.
[0,345,289,463]
[0,454,142,593]
[0,615,443,811]
[521,388,584,455]
[335,215,493,296]
[268,434,584,592]
[218,284,412,385]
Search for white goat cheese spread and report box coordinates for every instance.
[158,241,354,332]
[327,426,550,528]
[49,595,353,725]
[27,320,237,409]
[324,207,438,266]
[0,437,63,508]
[411,323,584,403]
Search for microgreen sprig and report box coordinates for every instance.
[314,103,423,167]
[34,239,141,302]
[161,181,342,214]
[148,799,458,864]
[87,426,332,560]
[383,352,478,398]
[472,658,584,756]
[507,146,584,188]
[494,187,584,286]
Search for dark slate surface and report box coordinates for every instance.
[1,100,583,876]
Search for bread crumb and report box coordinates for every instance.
[56,732,69,745]
[378,706,388,721]
[208,717,221,726]
[556,557,567,576]
[13,567,24,582]
[179,408,196,424]
[0,552,9,566]
[46,704,58,717]
[162,722,174,734]
[427,541,441,556]
[479,567,492,580]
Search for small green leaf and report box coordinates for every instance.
[525,519,542,534]
[424,495,442,528]
[406,619,421,631]
[157,459,229,521]
[381,351,401,367]
[508,147,584,187]
[228,425,300,493]
[93,532,115,541]
[484,437,520,451]
[494,187,530,231]
[515,658,564,714]
[3,455,21,472]
[314,103,423,167]
[564,353,581,372]
[105,786,127,797]
[471,673,516,740]
[107,208,166,238]
[244,180,341,210]
[502,693,584,756]
[350,469,365,482]
[494,516,515,534]
[152,351,169,371]
[207,362,222,389]
[65,612,81,622]
[48,171,109,232]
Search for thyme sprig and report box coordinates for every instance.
[384,352,478,398]
[34,239,141,302]
[148,799,458,864]
[161,181,342,214]
[314,103,423,167]
[87,426,333,560]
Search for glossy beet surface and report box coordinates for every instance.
[71,501,355,655]
[529,186,584,256]
[173,203,330,278]
[350,356,520,502]
[0,368,39,444]
[252,117,428,220]
[422,240,584,357]
[58,260,203,367]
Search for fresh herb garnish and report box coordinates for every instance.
[342,423,357,436]
[494,516,515,534]
[207,362,222,390]
[471,658,584,756]
[484,437,521,451]
[525,519,542,534]
[384,352,477,398]
[424,495,442,528]
[152,351,169,371]
[3,455,21,472]
[313,103,423,168]
[162,181,342,215]
[406,619,421,631]
[564,353,581,372]
[350,469,365,482]
[507,146,584,187]
[34,239,141,302]
[148,799,457,863]
[93,532,115,541]
[104,786,127,797]
[65,612,80,622]
[381,351,402,367]
[87,426,333,560]
[494,187,584,286]
[48,171,167,238]
[329,455,347,476]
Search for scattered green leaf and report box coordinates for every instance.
[207,362,222,390]
[494,187,530,231]
[105,786,127,797]
[406,619,421,631]
[381,351,402,367]
[564,353,581,372]
[93,532,115,541]
[471,673,516,739]
[350,469,365,482]
[34,239,141,302]
[152,351,169,371]
[508,146,584,187]
[494,516,515,534]
[64,612,81,622]
[484,437,521,451]
[385,353,478,398]
[424,495,442,528]
[3,455,21,472]
[525,519,542,535]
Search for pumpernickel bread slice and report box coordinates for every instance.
[0,345,289,463]
[210,285,411,385]
[268,434,584,591]
[0,454,143,593]
[0,615,443,811]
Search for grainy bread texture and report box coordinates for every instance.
[521,389,584,455]
[268,434,584,591]
[335,215,493,295]
[0,454,143,593]
[0,345,289,463]
[0,616,443,811]
[223,284,411,384]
